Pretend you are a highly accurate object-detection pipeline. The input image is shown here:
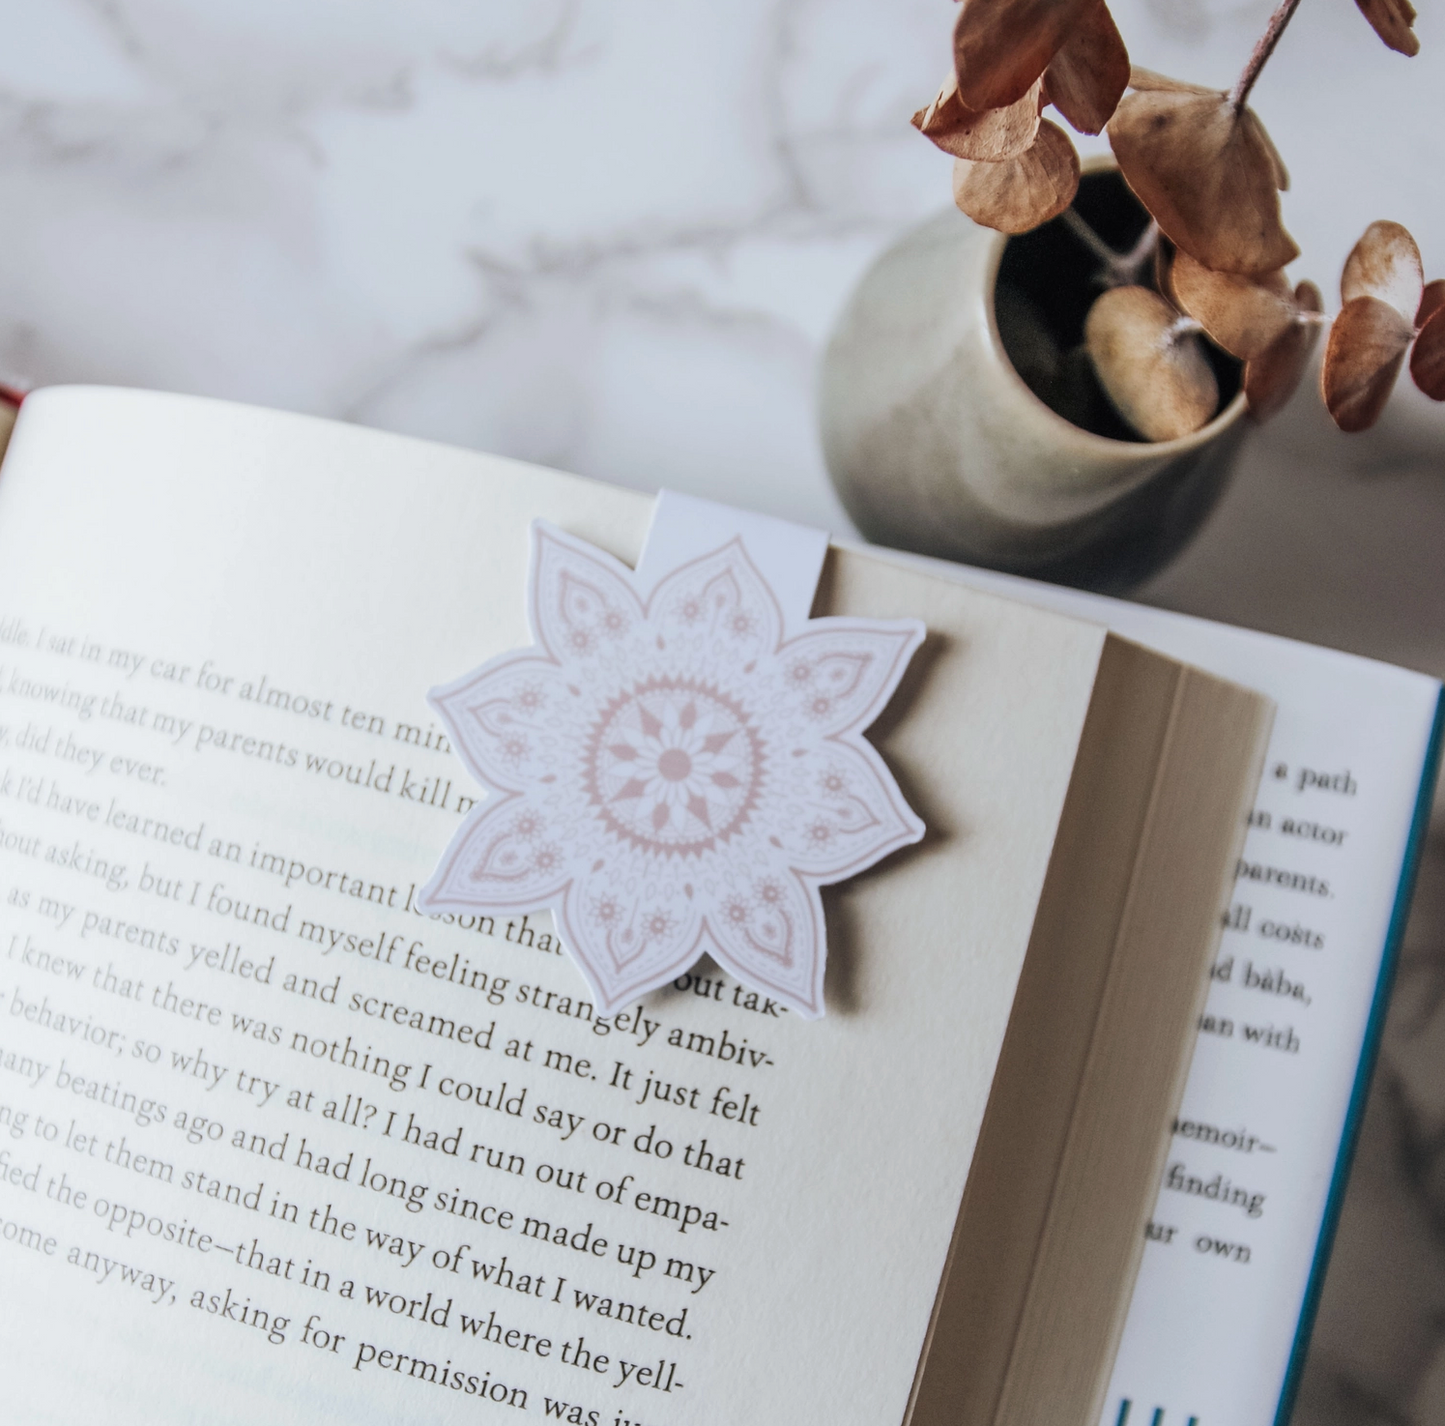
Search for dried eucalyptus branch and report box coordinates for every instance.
[915,0,1430,438]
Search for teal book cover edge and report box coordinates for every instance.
[1272,687,1445,1426]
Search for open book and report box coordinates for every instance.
[0,388,1270,1425]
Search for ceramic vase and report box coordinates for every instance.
[818,188,1249,593]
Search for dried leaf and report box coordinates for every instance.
[1355,0,1420,57]
[1108,89,1299,275]
[1171,251,1296,360]
[1321,294,1413,432]
[1244,281,1323,421]
[1417,279,1445,330]
[952,119,1081,234]
[1341,220,1424,323]
[953,0,1094,112]
[912,73,965,135]
[913,72,1043,161]
[1258,123,1290,192]
[1043,0,1129,135]
[1085,285,1220,440]
[1127,67,1215,95]
[1411,307,1445,399]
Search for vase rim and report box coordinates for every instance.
[981,164,1248,458]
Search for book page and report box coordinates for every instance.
[0,387,1108,1425]
[895,551,1443,1426]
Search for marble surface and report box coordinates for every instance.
[2,2,1445,1420]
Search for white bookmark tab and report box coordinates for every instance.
[636,490,831,638]
[418,491,925,1019]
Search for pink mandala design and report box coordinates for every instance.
[417,522,925,1019]
[584,676,764,857]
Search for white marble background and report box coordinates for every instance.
[2,2,1444,1421]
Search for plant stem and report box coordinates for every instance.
[1230,0,1304,111]
[1122,221,1160,283]
[1061,209,1160,287]
[1167,314,1204,345]
[1061,208,1120,268]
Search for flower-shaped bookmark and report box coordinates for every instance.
[418,506,924,1019]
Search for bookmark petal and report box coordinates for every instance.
[429,655,579,793]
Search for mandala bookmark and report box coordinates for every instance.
[417,496,925,1018]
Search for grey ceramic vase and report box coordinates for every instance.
[818,202,1249,593]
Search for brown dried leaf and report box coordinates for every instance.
[1085,285,1220,440]
[1107,89,1299,275]
[1043,0,1129,135]
[1322,294,1413,432]
[913,72,1043,161]
[1341,220,1424,322]
[1258,123,1290,192]
[1416,279,1445,330]
[1244,281,1323,421]
[1127,67,1215,95]
[953,0,1094,112]
[1411,308,1445,399]
[912,73,964,135]
[952,119,1080,234]
[1171,251,1296,359]
[1355,0,1420,57]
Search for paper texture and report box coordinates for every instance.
[0,388,1105,1425]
